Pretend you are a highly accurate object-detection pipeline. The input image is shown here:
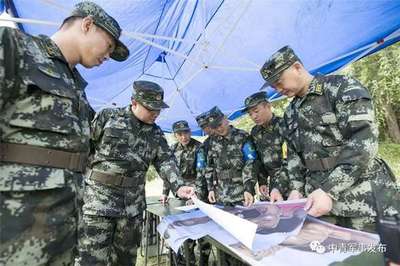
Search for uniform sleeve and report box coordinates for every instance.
[90,109,111,142]
[282,110,307,195]
[271,163,291,197]
[241,137,257,195]
[249,132,268,186]
[162,180,171,196]
[0,27,23,139]
[269,122,289,193]
[161,144,175,196]
[286,141,306,194]
[204,145,216,192]
[89,109,111,162]
[0,27,21,109]
[195,146,208,200]
[321,77,378,199]
[152,128,183,195]
[257,160,269,186]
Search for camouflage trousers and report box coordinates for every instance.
[172,238,211,266]
[0,185,79,265]
[78,214,142,266]
[320,215,376,233]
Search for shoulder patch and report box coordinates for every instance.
[196,149,206,169]
[340,77,371,102]
[242,141,257,161]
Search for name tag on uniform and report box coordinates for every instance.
[321,112,337,124]
[38,65,61,79]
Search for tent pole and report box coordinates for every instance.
[311,27,400,73]
[175,67,205,115]
[0,9,262,70]
[0,15,204,66]
[176,67,204,92]
[207,65,258,72]
[40,0,69,13]
[4,0,24,31]
[208,0,253,64]
[122,31,203,66]
[0,16,58,26]
[333,28,400,72]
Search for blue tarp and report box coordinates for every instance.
[8,0,400,135]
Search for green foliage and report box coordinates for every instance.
[341,43,400,141]
[378,142,400,180]
[145,165,159,182]
[231,114,254,133]
[232,98,291,133]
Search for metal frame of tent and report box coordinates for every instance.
[1,0,400,134]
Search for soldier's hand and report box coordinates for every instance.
[287,190,303,200]
[160,194,169,205]
[177,186,195,199]
[269,188,283,202]
[243,192,254,207]
[304,188,333,217]
[259,185,269,197]
[208,191,216,203]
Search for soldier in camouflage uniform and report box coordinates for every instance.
[194,112,215,266]
[259,45,400,232]
[161,120,211,266]
[160,120,201,204]
[0,2,128,265]
[205,107,257,207]
[79,81,194,266]
[243,92,290,201]
[194,110,215,202]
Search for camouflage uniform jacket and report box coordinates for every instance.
[205,126,257,204]
[195,136,213,201]
[283,74,400,217]
[0,27,92,191]
[84,106,183,218]
[250,115,289,194]
[162,138,201,195]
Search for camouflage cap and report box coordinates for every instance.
[195,111,210,128]
[172,120,190,133]
[207,106,224,129]
[68,1,129,61]
[260,46,300,86]
[242,91,268,112]
[133,81,169,110]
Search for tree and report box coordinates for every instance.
[342,43,400,143]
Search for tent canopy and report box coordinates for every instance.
[4,0,400,135]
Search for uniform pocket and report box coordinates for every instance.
[228,150,244,169]
[103,127,128,142]
[9,65,77,134]
[321,138,342,147]
[100,126,130,158]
